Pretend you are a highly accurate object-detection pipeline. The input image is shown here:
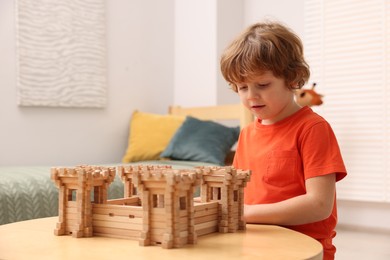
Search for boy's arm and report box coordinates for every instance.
[243,173,336,225]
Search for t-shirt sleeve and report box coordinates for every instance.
[300,121,347,182]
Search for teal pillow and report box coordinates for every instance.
[160,116,240,165]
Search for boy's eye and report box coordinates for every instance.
[256,83,270,89]
[238,86,248,91]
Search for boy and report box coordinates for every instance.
[220,21,347,260]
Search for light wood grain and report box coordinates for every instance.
[169,103,253,129]
[0,217,323,260]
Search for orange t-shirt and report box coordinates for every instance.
[233,106,347,259]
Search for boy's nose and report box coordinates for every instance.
[247,87,257,99]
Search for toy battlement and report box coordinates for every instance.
[118,165,202,183]
[51,165,251,249]
[51,165,116,180]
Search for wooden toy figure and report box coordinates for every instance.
[295,83,324,107]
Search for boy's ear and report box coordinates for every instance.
[290,83,300,90]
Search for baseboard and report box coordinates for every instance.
[337,199,390,233]
[336,223,390,235]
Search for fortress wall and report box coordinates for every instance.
[194,202,219,236]
[92,203,143,239]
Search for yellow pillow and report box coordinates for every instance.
[122,111,185,163]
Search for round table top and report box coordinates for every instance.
[0,217,323,260]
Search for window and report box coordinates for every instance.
[304,0,390,202]
[211,187,221,200]
[68,189,76,201]
[152,194,165,208]
[179,196,186,210]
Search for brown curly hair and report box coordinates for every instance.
[220,20,310,92]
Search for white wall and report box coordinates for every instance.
[216,0,245,105]
[0,0,175,166]
[174,0,217,107]
[244,0,305,37]
[173,0,246,107]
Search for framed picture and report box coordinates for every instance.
[15,0,107,108]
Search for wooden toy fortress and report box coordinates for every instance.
[51,165,251,249]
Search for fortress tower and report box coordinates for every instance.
[119,165,202,248]
[51,165,116,238]
[198,166,249,232]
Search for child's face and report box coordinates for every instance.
[236,71,299,125]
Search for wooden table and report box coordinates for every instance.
[0,217,323,260]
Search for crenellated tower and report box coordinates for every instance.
[51,165,116,237]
